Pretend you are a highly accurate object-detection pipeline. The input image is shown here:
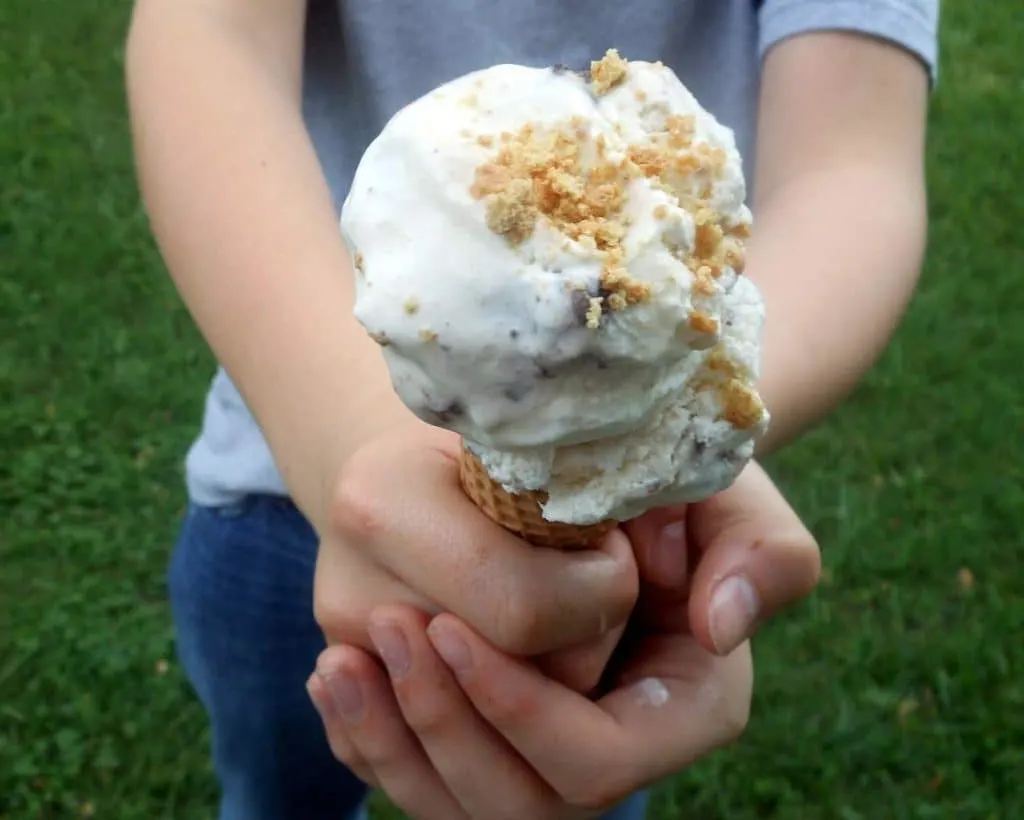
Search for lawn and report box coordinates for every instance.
[2,1,1022,818]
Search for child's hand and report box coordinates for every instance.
[308,461,818,820]
[313,425,640,693]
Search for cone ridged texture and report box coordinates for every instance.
[458,446,616,549]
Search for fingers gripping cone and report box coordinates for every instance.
[458,445,616,549]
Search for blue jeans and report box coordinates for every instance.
[169,495,649,820]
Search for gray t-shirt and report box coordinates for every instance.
[184,0,939,506]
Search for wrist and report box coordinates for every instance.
[299,395,430,536]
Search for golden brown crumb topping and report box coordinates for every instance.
[723,244,746,274]
[470,121,651,317]
[590,49,628,95]
[694,215,724,260]
[692,265,716,296]
[701,347,765,430]
[688,311,718,335]
[720,380,764,430]
[403,297,420,315]
[706,347,738,376]
[353,252,365,274]
[468,49,752,331]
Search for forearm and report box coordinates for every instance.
[125,3,416,532]
[748,162,927,454]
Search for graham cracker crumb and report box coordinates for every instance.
[695,219,724,260]
[470,120,652,320]
[666,116,696,149]
[585,296,604,328]
[694,143,727,174]
[601,248,652,305]
[419,328,438,342]
[590,49,628,96]
[688,311,718,335]
[706,346,739,377]
[607,292,628,311]
[483,177,536,245]
[353,252,364,273]
[699,347,765,430]
[635,89,648,103]
[465,57,747,328]
[693,265,716,296]
[403,297,420,315]
[723,243,746,273]
[720,380,764,430]
[694,207,718,226]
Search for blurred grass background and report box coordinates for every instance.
[2,1,1022,817]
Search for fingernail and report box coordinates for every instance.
[708,575,760,655]
[653,521,688,587]
[320,668,364,723]
[368,622,411,679]
[427,623,472,675]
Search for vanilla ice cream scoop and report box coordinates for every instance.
[343,50,769,525]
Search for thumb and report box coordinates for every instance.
[686,462,821,656]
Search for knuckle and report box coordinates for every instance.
[330,455,387,541]
[324,733,359,768]
[313,582,366,645]
[802,537,824,593]
[357,741,404,778]
[608,558,641,621]
[484,680,542,729]
[490,587,547,654]
[775,531,823,608]
[712,688,751,745]
[404,709,449,741]
[395,686,452,740]
[312,596,345,641]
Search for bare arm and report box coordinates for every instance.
[126,0,419,532]
[748,32,931,453]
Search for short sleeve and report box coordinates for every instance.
[758,0,940,85]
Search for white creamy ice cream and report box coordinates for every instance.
[344,50,769,525]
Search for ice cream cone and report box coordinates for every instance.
[458,445,616,549]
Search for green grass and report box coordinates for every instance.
[2,1,1022,817]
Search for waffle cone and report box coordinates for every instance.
[458,446,616,549]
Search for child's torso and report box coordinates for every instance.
[186,0,766,506]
